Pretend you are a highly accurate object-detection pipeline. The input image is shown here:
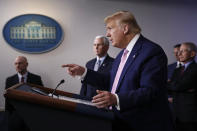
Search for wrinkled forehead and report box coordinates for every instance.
[180,44,188,50]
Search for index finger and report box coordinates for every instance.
[93,92,105,100]
[61,64,75,68]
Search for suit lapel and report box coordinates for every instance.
[98,55,109,71]
[182,61,196,76]
[13,74,19,84]
[115,36,143,92]
[88,59,97,70]
[27,72,31,83]
[110,51,123,88]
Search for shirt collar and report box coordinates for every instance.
[96,54,107,64]
[184,60,193,69]
[124,33,140,59]
[176,61,184,68]
[126,33,140,52]
[18,72,28,79]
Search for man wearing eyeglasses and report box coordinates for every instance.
[168,42,197,131]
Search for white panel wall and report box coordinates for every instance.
[0,0,197,109]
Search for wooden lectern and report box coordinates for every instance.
[4,83,114,131]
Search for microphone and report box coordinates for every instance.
[51,79,65,97]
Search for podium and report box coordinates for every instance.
[4,83,114,131]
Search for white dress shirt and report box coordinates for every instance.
[18,72,28,83]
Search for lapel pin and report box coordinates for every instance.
[133,55,136,58]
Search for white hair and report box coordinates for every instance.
[95,35,109,46]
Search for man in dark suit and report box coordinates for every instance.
[5,56,43,131]
[62,11,173,131]
[80,35,114,98]
[168,42,197,131]
[168,44,182,107]
[168,44,182,81]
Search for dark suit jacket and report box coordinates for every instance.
[168,62,177,80]
[80,55,114,98]
[83,35,174,131]
[5,72,43,111]
[5,72,43,131]
[168,61,197,122]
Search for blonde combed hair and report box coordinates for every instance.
[104,11,141,34]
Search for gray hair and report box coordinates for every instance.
[182,42,197,53]
[95,35,109,46]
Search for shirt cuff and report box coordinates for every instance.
[114,93,120,110]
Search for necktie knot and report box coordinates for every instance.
[97,59,101,65]
[123,49,129,56]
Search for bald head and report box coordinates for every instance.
[14,56,28,75]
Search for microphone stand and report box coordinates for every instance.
[51,79,65,97]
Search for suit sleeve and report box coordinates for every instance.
[83,69,110,90]
[5,77,12,89]
[37,76,43,86]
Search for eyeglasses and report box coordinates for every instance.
[173,51,179,54]
[179,49,190,54]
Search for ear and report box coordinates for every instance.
[190,51,196,58]
[123,24,129,35]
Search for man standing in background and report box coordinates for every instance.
[168,44,182,104]
[80,35,114,98]
[168,42,197,131]
[5,56,43,90]
[168,44,182,81]
[5,56,43,131]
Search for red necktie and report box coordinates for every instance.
[180,65,185,75]
[21,77,25,83]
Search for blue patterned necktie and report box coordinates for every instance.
[94,59,101,71]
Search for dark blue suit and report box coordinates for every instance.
[80,55,114,98]
[5,72,43,131]
[168,61,197,130]
[83,35,174,131]
[168,62,177,80]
